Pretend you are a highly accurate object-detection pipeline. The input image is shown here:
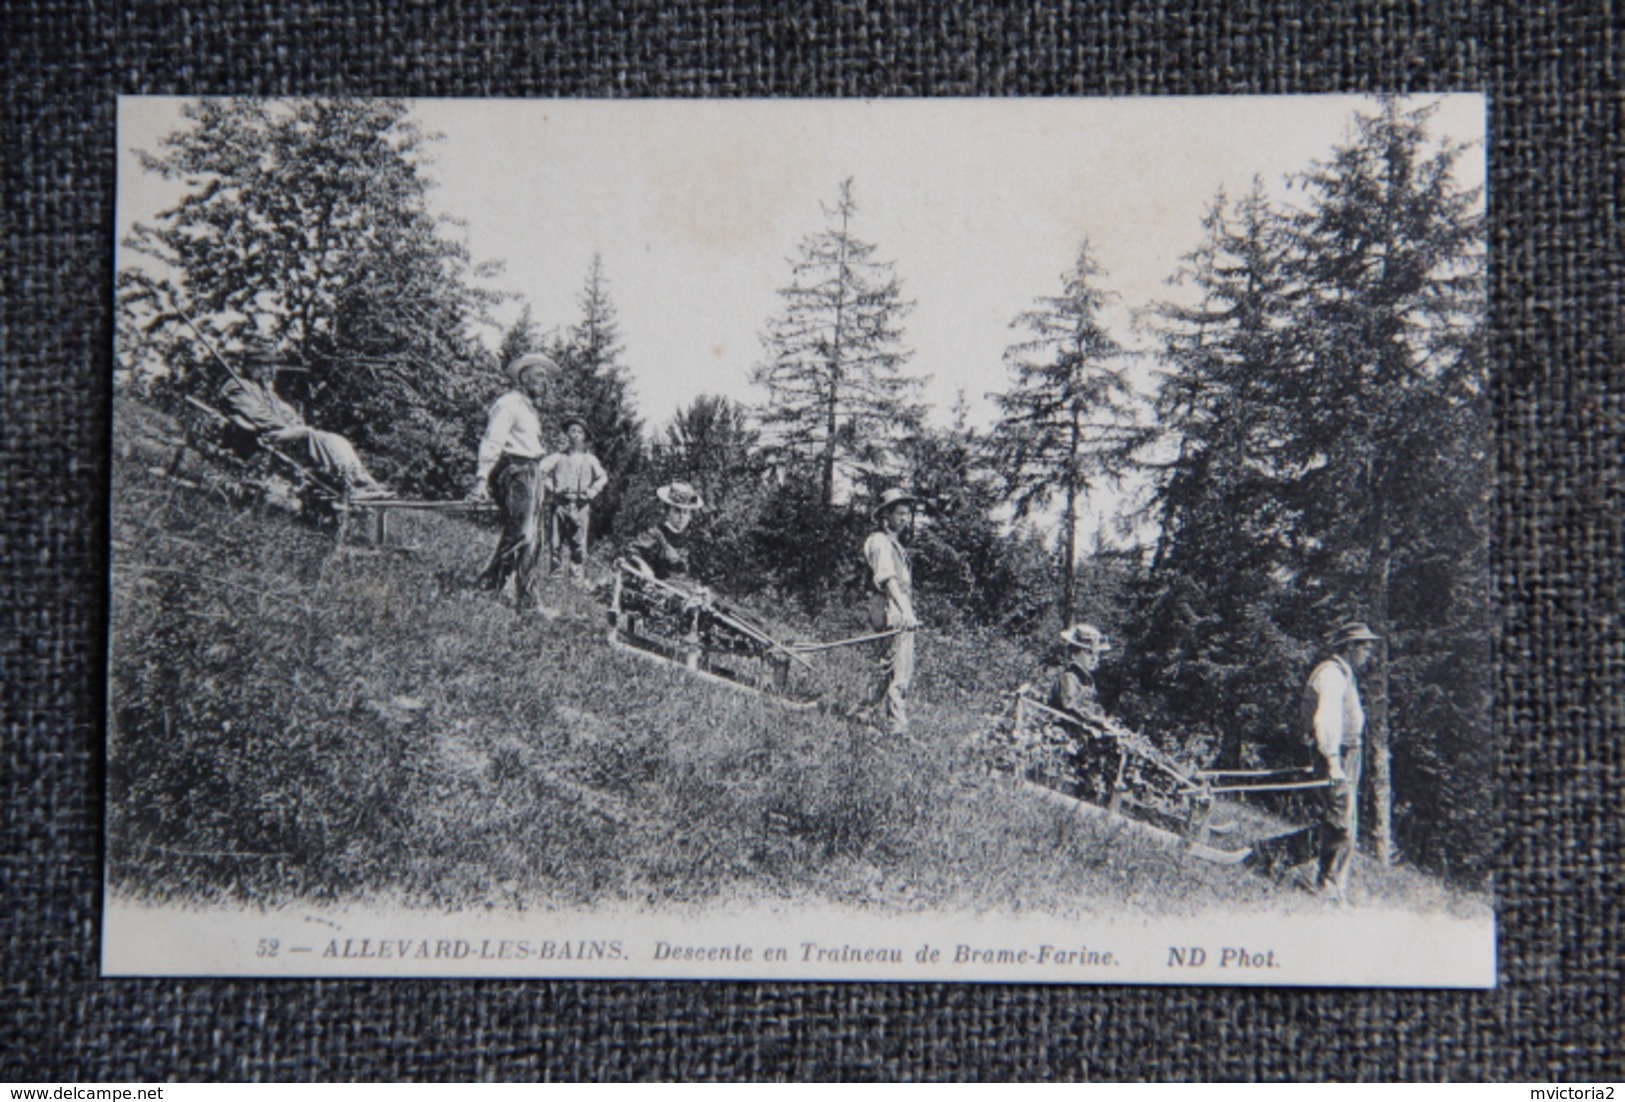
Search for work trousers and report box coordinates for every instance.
[867,622,915,736]
[1318,744,1362,891]
[550,498,591,578]
[480,454,547,607]
[265,425,379,489]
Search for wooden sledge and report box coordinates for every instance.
[605,562,821,711]
[345,497,499,547]
[979,691,1328,866]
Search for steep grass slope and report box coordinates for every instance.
[107,399,1482,919]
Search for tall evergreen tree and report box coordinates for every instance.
[497,302,545,369]
[1134,101,1489,880]
[118,98,504,495]
[1282,98,1487,865]
[752,179,923,507]
[990,239,1144,626]
[1129,183,1309,765]
[902,395,1027,628]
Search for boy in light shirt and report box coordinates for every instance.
[542,414,608,584]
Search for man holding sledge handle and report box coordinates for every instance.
[470,352,554,609]
[859,487,920,738]
[1300,620,1381,898]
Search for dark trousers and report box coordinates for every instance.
[550,499,591,577]
[480,455,545,605]
[1318,745,1362,890]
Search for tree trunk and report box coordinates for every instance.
[1367,531,1395,865]
[822,196,851,509]
[1061,404,1080,626]
[821,394,837,509]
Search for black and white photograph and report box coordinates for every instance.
[106,94,1491,985]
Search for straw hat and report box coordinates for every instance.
[1330,621,1381,647]
[656,482,705,511]
[1059,623,1110,652]
[505,352,556,385]
[872,487,919,519]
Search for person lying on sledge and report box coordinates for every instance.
[220,338,392,499]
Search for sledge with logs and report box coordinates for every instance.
[975,690,1330,867]
[605,561,823,710]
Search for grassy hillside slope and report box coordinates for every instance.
[107,399,1483,919]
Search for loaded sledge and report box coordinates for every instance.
[605,561,822,710]
[976,690,1329,867]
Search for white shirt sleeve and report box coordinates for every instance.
[865,533,900,589]
[475,395,518,484]
[1310,661,1351,762]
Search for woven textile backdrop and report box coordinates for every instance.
[4,0,1620,1081]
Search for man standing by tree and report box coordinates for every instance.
[859,488,921,739]
[470,353,554,610]
[1301,621,1381,899]
[544,414,608,584]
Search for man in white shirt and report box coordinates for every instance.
[860,488,921,739]
[542,415,609,584]
[1300,621,1381,897]
[469,353,553,608]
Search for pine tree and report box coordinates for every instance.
[1282,98,1487,865]
[1129,183,1310,765]
[752,179,923,507]
[1132,101,1489,880]
[990,239,1144,626]
[897,395,1014,627]
[497,303,544,369]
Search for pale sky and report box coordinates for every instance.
[117,96,1485,437]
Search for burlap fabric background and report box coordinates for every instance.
[4,0,1619,1082]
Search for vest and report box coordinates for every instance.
[1299,655,1364,753]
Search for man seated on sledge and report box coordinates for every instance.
[219,338,391,499]
[623,481,711,603]
[1050,622,1110,723]
[1043,621,1130,803]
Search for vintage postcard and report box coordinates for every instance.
[106,95,1492,985]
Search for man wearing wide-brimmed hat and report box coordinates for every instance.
[1300,620,1382,897]
[858,487,921,738]
[542,413,608,584]
[625,481,705,583]
[470,352,555,607]
[1050,622,1110,721]
[220,338,390,498]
